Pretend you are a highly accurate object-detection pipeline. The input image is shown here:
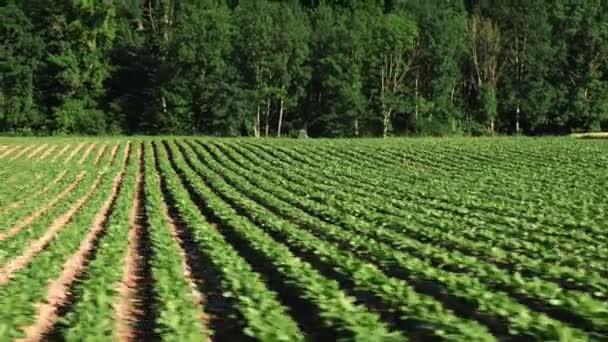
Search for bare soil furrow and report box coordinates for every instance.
[114,145,150,341]
[64,143,86,164]
[0,173,103,285]
[50,145,71,162]
[11,145,35,160]
[14,149,130,342]
[78,143,96,165]
[108,144,120,165]
[38,146,58,161]
[93,144,108,165]
[27,144,49,160]
[0,145,19,159]
[0,171,86,241]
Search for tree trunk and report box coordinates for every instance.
[254,68,261,138]
[161,96,167,114]
[382,110,391,138]
[490,119,495,135]
[254,104,260,138]
[382,117,389,138]
[354,118,359,137]
[515,105,520,133]
[414,73,419,121]
[277,96,284,137]
[515,37,522,135]
[264,98,270,137]
[450,84,456,104]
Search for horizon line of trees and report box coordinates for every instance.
[1,0,608,137]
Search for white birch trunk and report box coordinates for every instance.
[264,98,270,137]
[254,104,260,138]
[277,96,284,137]
[414,74,419,122]
[515,105,520,133]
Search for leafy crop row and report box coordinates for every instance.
[202,141,606,339]
[0,145,126,341]
[177,141,499,341]
[154,141,306,341]
[235,141,608,292]
[142,142,209,341]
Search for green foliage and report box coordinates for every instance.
[307,5,369,136]
[0,3,44,132]
[1,136,608,339]
[548,1,608,133]
[0,143,123,341]
[53,98,107,134]
[2,0,608,136]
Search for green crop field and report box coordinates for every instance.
[0,137,606,341]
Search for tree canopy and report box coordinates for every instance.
[1,0,607,136]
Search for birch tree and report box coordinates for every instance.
[234,1,274,137]
[272,1,310,137]
[369,11,417,137]
[492,1,555,133]
[467,14,503,134]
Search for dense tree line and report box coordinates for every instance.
[1,0,607,136]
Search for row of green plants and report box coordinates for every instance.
[1,137,605,340]
[179,140,594,341]
[142,142,209,341]
[223,140,606,292]
[241,141,608,275]
[60,143,136,340]
[200,141,607,337]
[0,145,126,341]
[327,142,606,237]
[177,141,497,341]
[280,140,604,236]
[154,141,306,341]
[310,142,606,258]
[165,140,406,340]
[0,145,120,263]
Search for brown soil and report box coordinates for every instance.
[113,145,142,341]
[27,144,49,160]
[93,144,108,165]
[50,145,71,162]
[13,146,131,342]
[63,143,86,164]
[0,172,103,285]
[38,146,58,161]
[0,170,68,214]
[11,145,35,160]
[78,143,97,165]
[0,171,86,242]
[0,145,19,159]
[108,144,120,165]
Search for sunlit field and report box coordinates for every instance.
[0,137,606,341]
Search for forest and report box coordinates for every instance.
[1,0,608,137]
